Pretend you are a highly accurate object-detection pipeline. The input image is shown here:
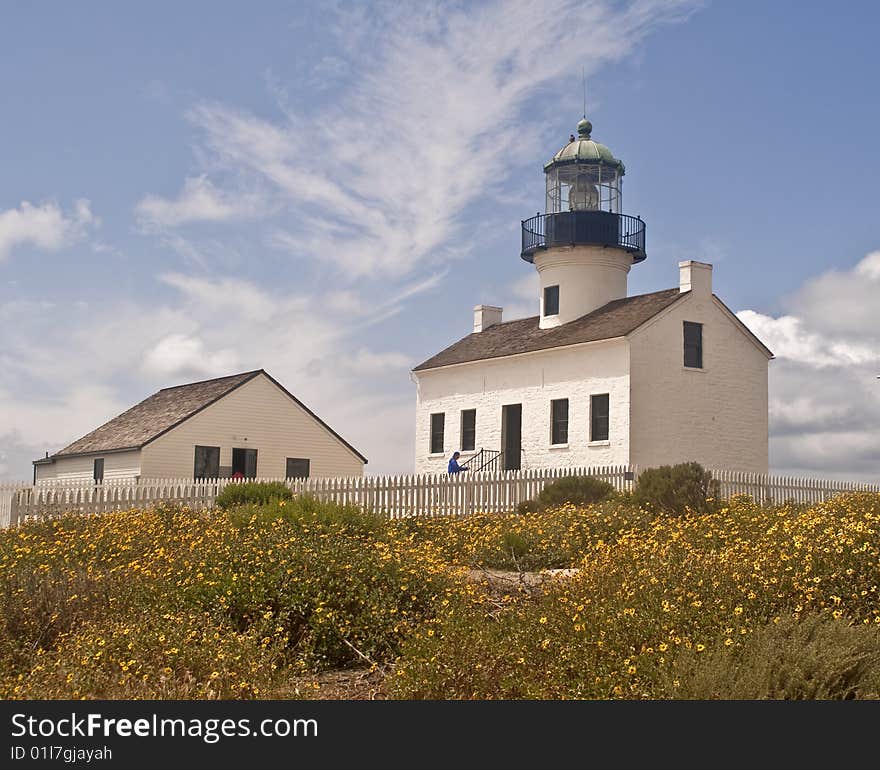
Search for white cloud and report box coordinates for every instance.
[0,199,96,261]
[737,311,880,368]
[345,349,412,376]
[854,250,880,280]
[737,251,880,480]
[142,334,240,379]
[186,0,698,278]
[0,384,129,466]
[135,175,257,228]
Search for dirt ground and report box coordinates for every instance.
[275,667,390,700]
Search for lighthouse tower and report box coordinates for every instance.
[522,116,646,329]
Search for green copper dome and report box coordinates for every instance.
[544,118,625,174]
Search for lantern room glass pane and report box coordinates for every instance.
[545,164,621,214]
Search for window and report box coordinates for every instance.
[286,458,310,479]
[430,413,445,454]
[543,285,560,316]
[232,447,258,478]
[551,398,569,445]
[590,394,610,442]
[194,445,220,479]
[684,321,703,369]
[93,458,104,484]
[460,409,476,452]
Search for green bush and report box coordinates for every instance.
[516,475,616,515]
[633,462,719,515]
[500,530,530,562]
[228,495,384,536]
[667,614,880,700]
[215,481,293,509]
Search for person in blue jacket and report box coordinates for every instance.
[447,451,469,474]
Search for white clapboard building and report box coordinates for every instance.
[412,115,773,474]
[33,369,366,483]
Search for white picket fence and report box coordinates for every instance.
[711,469,880,505]
[2,466,633,526]
[1,466,879,528]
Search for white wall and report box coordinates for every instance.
[628,293,770,473]
[533,245,632,328]
[413,339,630,474]
[140,373,365,478]
[34,450,141,483]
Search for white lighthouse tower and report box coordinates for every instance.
[522,116,646,328]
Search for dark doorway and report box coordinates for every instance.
[501,404,522,471]
[232,447,258,478]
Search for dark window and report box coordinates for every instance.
[194,445,220,479]
[286,458,310,479]
[551,398,569,445]
[591,394,610,442]
[544,285,560,316]
[460,409,476,452]
[430,413,445,454]
[232,447,258,478]
[684,321,703,368]
[93,458,104,484]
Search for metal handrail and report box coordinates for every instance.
[462,449,504,472]
[521,210,646,261]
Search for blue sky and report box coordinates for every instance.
[1,0,879,478]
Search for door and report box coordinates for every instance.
[501,404,522,471]
[232,447,258,478]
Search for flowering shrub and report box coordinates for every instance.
[396,502,650,571]
[0,502,462,699]
[3,492,879,699]
[392,493,880,699]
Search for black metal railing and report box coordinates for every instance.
[461,449,505,472]
[521,210,646,262]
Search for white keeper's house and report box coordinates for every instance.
[412,114,773,475]
[33,369,367,483]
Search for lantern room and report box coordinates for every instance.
[544,118,623,214]
[521,116,645,265]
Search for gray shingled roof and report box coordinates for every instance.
[41,369,369,464]
[413,288,684,371]
[53,371,263,457]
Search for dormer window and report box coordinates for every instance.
[543,285,560,316]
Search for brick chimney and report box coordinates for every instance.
[473,305,503,333]
[679,260,713,296]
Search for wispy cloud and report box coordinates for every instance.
[187,0,697,278]
[0,199,96,261]
[135,175,261,228]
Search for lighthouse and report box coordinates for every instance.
[522,116,646,328]
[412,111,772,477]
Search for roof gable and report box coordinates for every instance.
[42,370,369,465]
[52,371,263,457]
[413,288,684,371]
